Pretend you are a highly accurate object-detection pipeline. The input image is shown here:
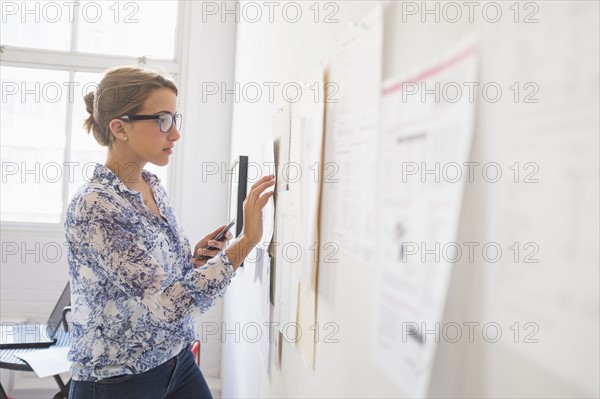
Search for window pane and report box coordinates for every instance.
[1,67,69,223]
[68,72,106,201]
[0,2,71,51]
[76,1,178,59]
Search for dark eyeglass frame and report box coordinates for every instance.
[119,112,182,133]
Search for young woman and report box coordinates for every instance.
[65,66,274,398]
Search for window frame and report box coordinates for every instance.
[0,1,190,232]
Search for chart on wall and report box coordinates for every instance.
[372,39,479,398]
[291,68,326,369]
[320,4,383,263]
[270,72,326,368]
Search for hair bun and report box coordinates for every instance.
[83,91,96,116]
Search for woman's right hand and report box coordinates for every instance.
[240,174,275,244]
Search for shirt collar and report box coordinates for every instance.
[92,163,161,197]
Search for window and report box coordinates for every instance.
[1,1,185,225]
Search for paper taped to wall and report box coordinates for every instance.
[372,39,479,398]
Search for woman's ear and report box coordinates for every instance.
[108,119,127,140]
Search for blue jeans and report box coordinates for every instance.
[69,345,213,399]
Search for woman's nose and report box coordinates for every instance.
[169,126,180,141]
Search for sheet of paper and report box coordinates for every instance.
[272,105,299,340]
[14,346,71,378]
[274,104,291,193]
[255,248,271,370]
[259,141,275,250]
[267,304,281,375]
[290,68,326,289]
[321,5,383,262]
[290,67,327,369]
[372,39,479,398]
[273,192,299,338]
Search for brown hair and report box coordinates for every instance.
[83,66,178,147]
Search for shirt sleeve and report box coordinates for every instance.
[65,190,236,324]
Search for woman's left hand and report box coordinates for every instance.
[192,225,234,268]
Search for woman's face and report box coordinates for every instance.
[117,87,180,167]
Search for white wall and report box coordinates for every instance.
[222,2,383,397]
[222,1,599,398]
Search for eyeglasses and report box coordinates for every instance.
[119,112,182,133]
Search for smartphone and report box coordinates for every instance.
[196,219,235,259]
[213,219,235,242]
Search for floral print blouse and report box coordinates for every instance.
[64,163,235,381]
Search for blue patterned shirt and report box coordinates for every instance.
[64,163,235,381]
